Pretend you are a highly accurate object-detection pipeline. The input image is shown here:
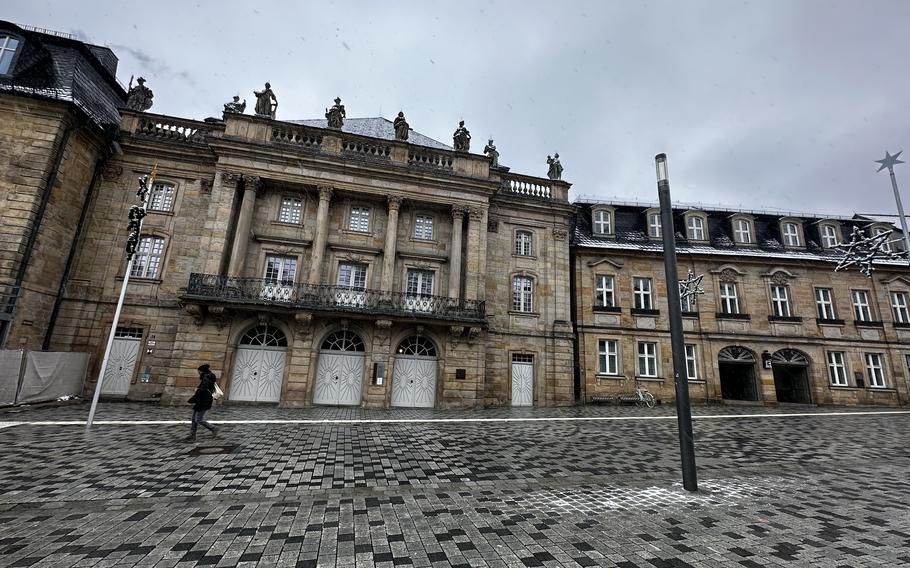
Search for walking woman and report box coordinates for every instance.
[184,364,219,441]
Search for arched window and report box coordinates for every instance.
[0,35,21,75]
[396,336,437,357]
[718,346,755,362]
[321,330,365,351]
[240,324,288,347]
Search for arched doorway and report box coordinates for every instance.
[231,324,287,403]
[772,348,812,404]
[718,346,759,401]
[391,336,438,408]
[313,330,365,406]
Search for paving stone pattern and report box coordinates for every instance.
[1,403,909,567]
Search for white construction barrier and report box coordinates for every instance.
[0,349,24,406]
[15,352,88,404]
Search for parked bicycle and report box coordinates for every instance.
[633,387,656,408]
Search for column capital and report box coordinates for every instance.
[387,195,404,211]
[451,205,469,219]
[243,175,261,193]
[317,186,334,201]
[468,207,484,221]
[220,171,242,185]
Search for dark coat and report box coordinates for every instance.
[188,374,217,411]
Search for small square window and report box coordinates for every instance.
[414,215,434,240]
[349,206,371,232]
[278,197,302,224]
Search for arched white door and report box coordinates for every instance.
[313,330,365,406]
[230,325,287,403]
[391,336,438,408]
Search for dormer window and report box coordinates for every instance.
[647,212,662,238]
[781,221,801,247]
[820,223,839,248]
[592,209,612,235]
[685,214,706,241]
[732,218,753,244]
[0,35,21,75]
[873,226,892,252]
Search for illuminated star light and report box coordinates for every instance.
[834,227,899,277]
[876,150,904,173]
[678,270,705,301]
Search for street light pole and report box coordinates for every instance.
[875,151,909,263]
[655,153,698,492]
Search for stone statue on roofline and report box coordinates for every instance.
[393,111,409,141]
[223,95,246,114]
[253,82,278,119]
[326,97,346,129]
[453,120,471,152]
[125,76,154,112]
[484,139,500,167]
[547,153,563,180]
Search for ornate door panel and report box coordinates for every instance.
[230,347,261,402]
[101,338,140,395]
[511,361,534,406]
[314,352,364,406]
[392,356,437,408]
[256,350,285,402]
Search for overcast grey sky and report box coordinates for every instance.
[7,0,910,216]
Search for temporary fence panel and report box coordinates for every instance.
[0,350,25,406]
[16,352,88,404]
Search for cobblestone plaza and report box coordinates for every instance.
[2,404,908,567]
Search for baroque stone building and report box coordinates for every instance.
[573,201,910,407]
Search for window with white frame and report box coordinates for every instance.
[770,285,791,317]
[826,351,848,386]
[406,269,434,296]
[148,182,175,212]
[595,275,615,307]
[130,236,164,279]
[815,288,836,319]
[278,196,302,224]
[820,224,839,248]
[515,230,533,256]
[512,275,534,312]
[680,285,697,313]
[865,353,886,388]
[637,341,658,377]
[348,206,371,232]
[414,215,434,240]
[874,227,892,252]
[597,339,618,375]
[686,216,705,240]
[264,255,297,283]
[337,262,367,290]
[685,344,699,380]
[734,219,752,244]
[719,281,740,314]
[633,277,653,310]
[0,35,20,75]
[648,213,662,238]
[891,291,909,323]
[592,209,612,235]
[781,222,801,246]
[852,290,872,321]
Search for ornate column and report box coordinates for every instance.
[307,186,333,284]
[380,196,403,292]
[227,175,260,277]
[464,208,484,301]
[448,206,467,299]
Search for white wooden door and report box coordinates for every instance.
[511,360,534,406]
[313,352,364,405]
[231,347,285,402]
[391,356,437,408]
[101,338,140,395]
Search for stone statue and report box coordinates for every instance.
[393,111,409,141]
[253,82,278,119]
[223,95,246,114]
[483,139,499,167]
[547,153,564,180]
[125,76,154,112]
[325,97,346,129]
[453,120,471,152]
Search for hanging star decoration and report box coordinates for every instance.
[678,270,705,303]
[876,150,904,173]
[834,227,900,277]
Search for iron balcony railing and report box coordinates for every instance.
[183,273,485,322]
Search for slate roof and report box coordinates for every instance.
[573,201,910,267]
[290,117,452,151]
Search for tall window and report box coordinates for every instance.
[686,216,705,240]
[406,269,434,296]
[648,213,662,238]
[734,219,752,244]
[512,276,534,312]
[593,210,612,235]
[680,286,697,313]
[815,288,836,319]
[595,275,614,307]
[637,342,658,377]
[633,277,653,310]
[891,291,909,323]
[337,263,367,290]
[515,230,533,256]
[852,290,872,321]
[874,227,892,252]
[770,285,791,317]
[827,351,847,386]
[719,282,740,314]
[414,215,434,240]
[865,353,886,388]
[348,206,371,232]
[597,339,618,375]
[278,197,302,224]
[148,182,175,212]
[820,224,839,248]
[685,344,699,380]
[130,236,164,278]
[0,35,20,75]
[263,255,297,283]
[782,222,801,246]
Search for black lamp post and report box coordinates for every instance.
[655,153,698,492]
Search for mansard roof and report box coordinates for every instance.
[291,117,452,151]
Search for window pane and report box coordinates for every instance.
[279,197,302,224]
[415,215,434,239]
[130,236,164,278]
[595,275,614,307]
[148,183,175,212]
[349,207,370,232]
